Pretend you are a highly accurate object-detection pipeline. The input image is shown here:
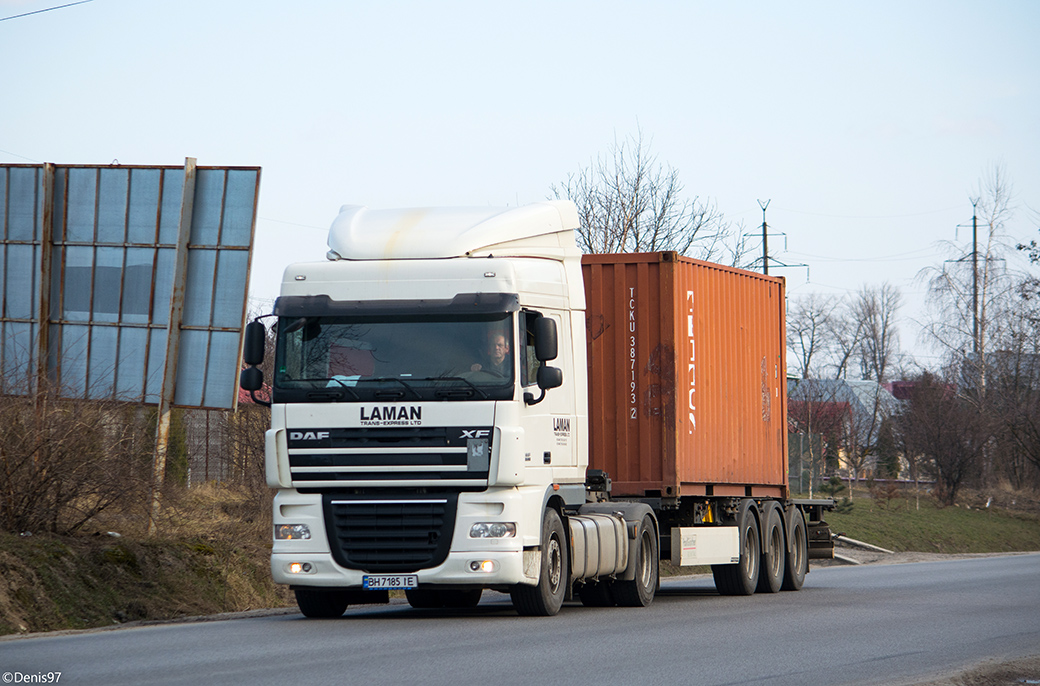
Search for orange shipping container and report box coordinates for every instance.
[582,252,788,499]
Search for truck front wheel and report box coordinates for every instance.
[511,507,568,616]
[294,588,348,618]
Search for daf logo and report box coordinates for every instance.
[459,429,491,439]
[290,431,330,441]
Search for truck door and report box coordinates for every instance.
[518,309,578,481]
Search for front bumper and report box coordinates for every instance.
[272,548,532,588]
[271,486,545,589]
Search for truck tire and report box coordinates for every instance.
[294,588,348,618]
[612,514,658,607]
[511,507,568,616]
[756,505,786,594]
[782,508,808,591]
[712,500,760,596]
[577,579,615,607]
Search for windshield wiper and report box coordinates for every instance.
[325,377,361,400]
[364,377,422,399]
[430,377,489,400]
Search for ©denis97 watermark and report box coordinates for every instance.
[2,673,61,684]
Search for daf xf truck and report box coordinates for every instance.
[240,200,833,617]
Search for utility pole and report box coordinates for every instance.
[758,199,770,275]
[746,199,807,280]
[970,197,979,357]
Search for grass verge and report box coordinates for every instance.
[819,489,1040,554]
[0,485,292,636]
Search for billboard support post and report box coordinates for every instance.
[36,163,55,394]
[148,158,197,535]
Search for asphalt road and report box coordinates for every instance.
[1,554,1038,686]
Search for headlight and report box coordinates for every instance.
[275,524,311,540]
[469,522,516,538]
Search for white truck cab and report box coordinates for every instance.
[243,201,638,617]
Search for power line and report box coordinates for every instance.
[786,247,939,263]
[775,205,963,220]
[0,148,41,163]
[0,0,94,22]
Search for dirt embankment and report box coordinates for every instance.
[0,486,293,636]
[911,655,1040,686]
[0,531,292,635]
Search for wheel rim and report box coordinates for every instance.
[742,525,758,582]
[768,524,783,579]
[546,533,562,594]
[637,530,653,588]
[793,523,805,573]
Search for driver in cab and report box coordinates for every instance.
[470,332,510,377]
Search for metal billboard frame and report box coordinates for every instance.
[1,157,261,531]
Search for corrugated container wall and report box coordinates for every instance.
[582,252,788,499]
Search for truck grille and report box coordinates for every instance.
[289,426,491,490]
[322,494,458,573]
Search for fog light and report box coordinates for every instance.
[275,524,311,540]
[468,559,497,573]
[469,522,516,538]
[288,562,313,574]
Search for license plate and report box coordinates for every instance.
[363,574,418,590]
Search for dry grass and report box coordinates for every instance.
[0,483,292,636]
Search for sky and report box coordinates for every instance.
[2,0,1038,369]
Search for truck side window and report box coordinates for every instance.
[520,310,543,387]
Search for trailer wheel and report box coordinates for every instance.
[613,514,658,607]
[782,508,808,591]
[756,505,786,594]
[294,588,348,618]
[511,507,568,616]
[712,500,760,596]
[577,580,615,607]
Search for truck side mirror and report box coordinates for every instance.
[240,365,263,391]
[243,321,267,366]
[240,319,271,406]
[534,316,558,361]
[537,365,563,390]
[525,364,563,406]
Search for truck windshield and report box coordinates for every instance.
[273,313,514,402]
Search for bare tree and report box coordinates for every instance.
[987,276,1040,488]
[855,283,902,383]
[921,166,1017,395]
[841,382,894,493]
[829,298,864,380]
[552,130,738,261]
[787,293,836,379]
[898,371,994,506]
[788,379,849,498]
[1016,205,1040,263]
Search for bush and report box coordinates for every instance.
[0,390,151,535]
